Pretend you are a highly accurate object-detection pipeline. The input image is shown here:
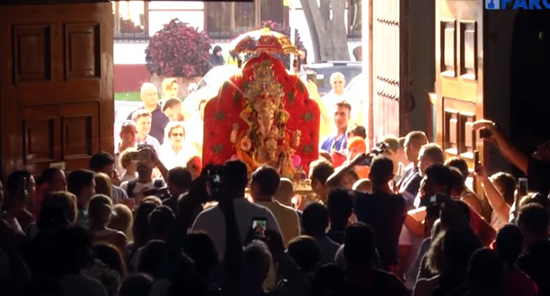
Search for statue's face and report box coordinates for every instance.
[256,109,275,136]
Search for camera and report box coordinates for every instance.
[359,141,390,166]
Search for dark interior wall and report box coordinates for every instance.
[484,10,518,174]
[408,0,435,134]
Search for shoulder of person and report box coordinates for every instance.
[119,181,129,190]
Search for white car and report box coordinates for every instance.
[183,65,241,118]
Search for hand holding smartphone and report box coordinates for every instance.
[473,150,480,172]
[252,218,267,238]
[518,178,529,196]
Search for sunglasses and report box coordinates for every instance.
[171,133,184,137]
[333,81,344,84]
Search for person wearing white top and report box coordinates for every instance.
[158,121,198,170]
[191,160,282,259]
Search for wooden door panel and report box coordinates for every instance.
[0,3,113,177]
[436,0,483,179]
[13,25,53,84]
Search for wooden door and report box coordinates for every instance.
[371,0,410,144]
[0,3,114,178]
[435,0,483,178]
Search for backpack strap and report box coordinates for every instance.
[126,180,138,198]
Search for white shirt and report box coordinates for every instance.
[182,113,203,158]
[158,143,197,170]
[191,198,282,259]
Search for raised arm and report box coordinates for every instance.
[475,163,510,225]
[472,120,528,174]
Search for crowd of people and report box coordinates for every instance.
[1,62,550,296]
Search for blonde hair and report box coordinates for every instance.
[120,148,138,169]
[43,191,78,224]
[109,204,133,237]
[94,173,112,198]
[162,78,178,93]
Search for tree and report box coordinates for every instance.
[300,0,350,62]
[145,18,212,78]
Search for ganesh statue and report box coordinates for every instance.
[202,53,320,181]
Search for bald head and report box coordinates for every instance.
[330,72,346,95]
[140,83,159,108]
[275,178,294,206]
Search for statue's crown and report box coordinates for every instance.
[244,60,285,101]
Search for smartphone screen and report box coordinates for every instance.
[474,150,480,165]
[251,218,267,237]
[518,178,528,196]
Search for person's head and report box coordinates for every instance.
[330,72,346,94]
[445,157,469,182]
[251,166,280,201]
[274,178,294,206]
[162,97,183,121]
[41,191,78,226]
[352,45,362,61]
[421,164,453,197]
[88,194,113,227]
[380,135,400,170]
[427,228,482,275]
[136,145,156,180]
[213,45,223,57]
[332,101,351,130]
[490,172,516,206]
[309,160,334,198]
[448,167,466,197]
[39,168,67,192]
[495,224,523,266]
[94,173,112,198]
[347,137,367,161]
[352,178,372,193]
[519,192,550,209]
[119,273,154,296]
[137,239,166,278]
[302,202,329,236]
[308,264,346,296]
[5,170,35,212]
[287,236,321,273]
[52,226,93,275]
[327,189,354,226]
[404,131,429,163]
[242,240,273,287]
[162,78,179,98]
[93,243,127,278]
[133,202,159,247]
[183,231,220,279]
[149,205,175,239]
[119,120,138,147]
[108,204,133,236]
[467,248,504,292]
[140,83,159,108]
[167,167,192,197]
[223,159,249,195]
[418,143,445,175]
[340,169,359,190]
[344,222,376,265]
[165,121,186,146]
[534,138,550,161]
[90,152,116,177]
[368,155,394,186]
[67,169,95,207]
[133,110,153,138]
[120,148,138,172]
[517,203,548,238]
[346,124,367,139]
[397,137,407,164]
